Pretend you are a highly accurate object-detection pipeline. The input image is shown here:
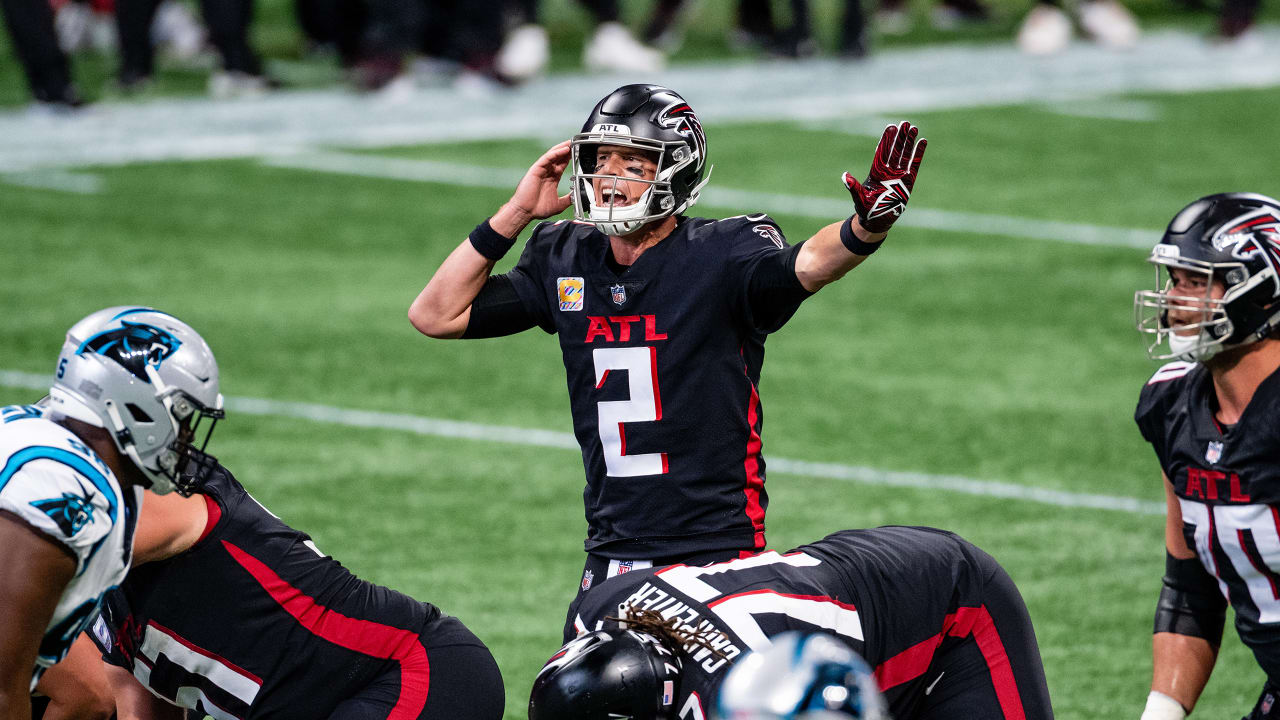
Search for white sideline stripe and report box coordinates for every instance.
[263,150,1156,249]
[0,28,1277,173]
[1,169,102,194]
[0,369,1164,515]
[1038,99,1162,122]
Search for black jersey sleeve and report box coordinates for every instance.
[498,222,558,335]
[720,215,814,333]
[1135,362,1195,464]
[89,588,134,669]
[462,274,540,338]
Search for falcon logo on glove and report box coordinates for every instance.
[843,121,926,234]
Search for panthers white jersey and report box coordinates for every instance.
[0,404,138,689]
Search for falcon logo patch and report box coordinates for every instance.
[753,224,785,249]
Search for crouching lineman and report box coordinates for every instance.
[1133,193,1280,720]
[87,461,503,720]
[530,526,1054,720]
[64,325,503,719]
[1,307,222,719]
[16,307,502,720]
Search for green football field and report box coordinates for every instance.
[3,29,1280,717]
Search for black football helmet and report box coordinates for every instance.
[570,84,711,236]
[1135,192,1280,362]
[529,629,683,720]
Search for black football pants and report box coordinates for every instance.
[885,549,1054,720]
[0,0,74,101]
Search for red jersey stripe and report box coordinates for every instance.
[741,358,766,548]
[222,540,430,720]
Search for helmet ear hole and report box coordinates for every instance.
[125,403,153,423]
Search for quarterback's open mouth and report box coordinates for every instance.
[600,190,631,206]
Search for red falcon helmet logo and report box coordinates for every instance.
[1212,208,1280,293]
[657,101,707,166]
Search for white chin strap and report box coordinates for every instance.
[1168,331,1220,363]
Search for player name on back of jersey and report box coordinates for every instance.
[622,581,742,673]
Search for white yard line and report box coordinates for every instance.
[1,169,103,194]
[0,369,1163,515]
[0,29,1275,173]
[1037,99,1163,122]
[262,149,1157,248]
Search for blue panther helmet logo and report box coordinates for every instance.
[76,321,183,383]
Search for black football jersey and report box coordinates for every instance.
[506,215,811,558]
[1136,361,1280,677]
[88,464,467,720]
[565,526,993,719]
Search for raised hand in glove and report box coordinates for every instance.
[843,121,926,234]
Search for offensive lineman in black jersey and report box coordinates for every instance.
[529,526,1053,720]
[83,462,503,720]
[1132,193,1280,720]
[408,84,927,631]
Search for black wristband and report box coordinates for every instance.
[839,215,884,256]
[468,218,517,261]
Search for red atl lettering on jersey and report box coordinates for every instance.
[1185,468,1251,502]
[585,315,668,343]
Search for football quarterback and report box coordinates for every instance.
[409,83,927,635]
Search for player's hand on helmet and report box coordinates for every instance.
[508,140,574,222]
[843,121,926,234]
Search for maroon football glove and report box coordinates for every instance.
[843,121,927,234]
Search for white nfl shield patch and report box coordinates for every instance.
[611,284,627,306]
[1206,441,1223,464]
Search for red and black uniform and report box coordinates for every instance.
[483,215,811,561]
[567,526,1054,720]
[1136,361,1280,716]
[89,464,502,720]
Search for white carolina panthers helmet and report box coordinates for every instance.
[48,306,224,495]
[715,632,889,720]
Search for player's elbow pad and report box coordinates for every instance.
[1154,552,1226,645]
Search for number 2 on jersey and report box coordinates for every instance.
[593,346,668,477]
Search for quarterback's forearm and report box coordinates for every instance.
[1151,631,1216,712]
[794,216,887,292]
[408,240,495,339]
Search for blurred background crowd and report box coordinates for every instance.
[0,0,1268,110]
